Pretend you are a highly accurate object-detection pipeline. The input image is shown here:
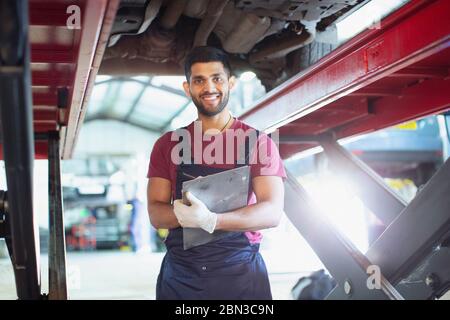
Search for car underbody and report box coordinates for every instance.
[100,0,367,89]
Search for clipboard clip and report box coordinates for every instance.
[181,172,197,179]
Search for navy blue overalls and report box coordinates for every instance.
[156,129,272,300]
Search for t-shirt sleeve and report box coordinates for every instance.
[249,133,287,179]
[147,135,171,180]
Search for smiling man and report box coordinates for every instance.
[185,61,230,117]
[147,46,286,300]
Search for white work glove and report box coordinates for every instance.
[173,192,217,234]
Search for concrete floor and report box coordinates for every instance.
[0,250,307,300]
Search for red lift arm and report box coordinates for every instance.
[240,0,450,159]
[0,0,118,300]
[28,0,118,159]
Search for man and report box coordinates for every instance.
[147,46,286,300]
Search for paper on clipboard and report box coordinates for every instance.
[181,165,251,250]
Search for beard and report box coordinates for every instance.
[191,90,230,117]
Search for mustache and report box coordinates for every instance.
[200,92,222,97]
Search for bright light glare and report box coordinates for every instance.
[286,146,324,162]
[303,172,369,253]
[239,71,256,82]
[337,0,409,42]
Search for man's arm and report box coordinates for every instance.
[147,177,180,229]
[215,175,284,232]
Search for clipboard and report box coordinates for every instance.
[181,165,251,250]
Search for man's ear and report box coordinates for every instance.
[228,75,237,91]
[183,81,191,98]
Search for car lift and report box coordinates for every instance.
[0,0,449,299]
[0,0,118,299]
[241,0,450,299]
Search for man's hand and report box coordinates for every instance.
[173,192,217,233]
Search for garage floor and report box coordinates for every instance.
[0,250,308,300]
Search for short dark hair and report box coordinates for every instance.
[184,46,232,82]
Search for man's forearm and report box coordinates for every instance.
[214,201,283,232]
[148,202,180,229]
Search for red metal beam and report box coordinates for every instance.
[29,0,85,25]
[280,98,370,136]
[348,87,402,97]
[34,122,58,132]
[338,77,450,138]
[389,66,450,79]
[278,75,450,158]
[240,0,450,133]
[34,142,49,159]
[61,0,119,159]
[32,93,57,107]
[0,142,48,161]
[31,49,74,64]
[33,109,58,122]
[32,71,72,86]
[29,9,69,27]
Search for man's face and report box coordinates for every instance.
[183,61,235,117]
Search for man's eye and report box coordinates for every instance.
[194,79,204,85]
[214,77,224,83]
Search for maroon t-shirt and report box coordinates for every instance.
[147,118,286,244]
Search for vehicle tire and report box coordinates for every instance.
[258,41,336,91]
[415,162,437,187]
[286,41,336,77]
